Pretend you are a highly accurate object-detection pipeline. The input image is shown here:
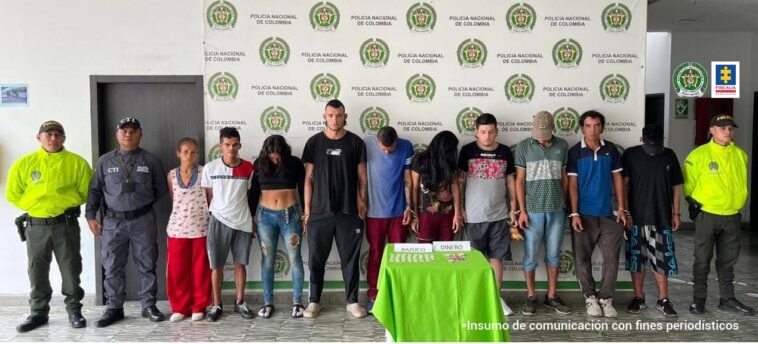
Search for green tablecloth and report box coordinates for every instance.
[373,245,509,342]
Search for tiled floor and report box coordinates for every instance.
[3,228,757,342]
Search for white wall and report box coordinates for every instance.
[645,32,672,144]
[667,32,754,222]
[0,1,202,294]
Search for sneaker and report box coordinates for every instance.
[191,312,204,321]
[234,300,254,319]
[544,295,573,315]
[521,296,537,315]
[366,299,375,314]
[626,296,647,314]
[207,305,223,322]
[346,303,368,318]
[291,303,305,318]
[599,298,617,318]
[501,297,514,316]
[169,313,185,322]
[689,298,705,314]
[656,298,678,317]
[585,295,603,317]
[303,302,322,318]
[718,297,755,316]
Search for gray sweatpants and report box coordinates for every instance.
[101,211,158,309]
[692,212,741,300]
[571,215,624,299]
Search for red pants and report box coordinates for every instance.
[366,217,408,300]
[167,237,211,315]
[416,212,455,243]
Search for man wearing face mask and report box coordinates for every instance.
[86,117,168,327]
[683,115,753,316]
[6,121,92,332]
[621,125,683,317]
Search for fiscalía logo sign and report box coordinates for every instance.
[602,3,632,32]
[456,107,484,135]
[310,73,341,101]
[506,3,536,32]
[360,38,390,68]
[552,39,582,68]
[711,61,739,98]
[406,3,437,32]
[260,106,291,134]
[673,62,708,97]
[406,74,435,102]
[600,74,630,103]
[554,107,580,136]
[457,39,487,68]
[259,37,290,66]
[207,72,239,101]
[360,107,390,135]
[505,73,535,103]
[310,2,340,31]
[206,0,237,30]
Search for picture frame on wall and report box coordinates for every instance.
[0,84,28,107]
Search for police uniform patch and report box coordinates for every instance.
[31,171,41,181]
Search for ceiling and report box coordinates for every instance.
[647,0,758,32]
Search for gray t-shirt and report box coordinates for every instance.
[457,142,515,223]
[514,137,568,213]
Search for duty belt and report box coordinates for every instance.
[105,204,153,220]
[28,213,67,225]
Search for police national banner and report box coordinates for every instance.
[204,0,646,292]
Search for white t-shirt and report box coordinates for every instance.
[201,158,254,232]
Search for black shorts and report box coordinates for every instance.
[465,219,512,260]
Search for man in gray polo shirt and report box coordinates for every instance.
[515,111,572,316]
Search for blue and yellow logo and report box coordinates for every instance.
[715,64,737,86]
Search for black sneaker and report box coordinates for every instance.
[656,298,678,317]
[207,305,223,322]
[689,298,705,314]
[544,295,573,315]
[718,297,755,316]
[521,296,537,315]
[626,296,647,314]
[234,300,254,319]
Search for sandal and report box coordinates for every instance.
[291,303,305,318]
[257,304,274,319]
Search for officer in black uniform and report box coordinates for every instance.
[85,117,168,327]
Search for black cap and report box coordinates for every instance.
[642,124,664,155]
[38,120,65,134]
[116,117,141,130]
[709,115,738,128]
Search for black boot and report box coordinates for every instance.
[16,315,49,332]
[68,311,86,328]
[95,308,124,328]
[141,305,165,322]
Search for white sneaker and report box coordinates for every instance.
[191,312,204,321]
[585,295,603,317]
[169,313,185,322]
[599,297,617,318]
[501,297,514,316]
[303,302,322,318]
[346,303,368,318]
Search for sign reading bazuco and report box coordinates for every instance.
[506,3,536,33]
[360,107,390,135]
[260,106,291,134]
[600,74,630,103]
[553,107,581,136]
[406,3,437,32]
[207,72,239,101]
[505,74,535,103]
[456,107,484,135]
[360,38,389,68]
[206,0,237,30]
[259,37,290,66]
[602,3,632,32]
[310,73,341,101]
[310,2,340,31]
[457,39,487,68]
[406,74,435,102]
[673,62,708,97]
[552,39,582,68]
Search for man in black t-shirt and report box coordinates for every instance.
[302,99,368,319]
[621,125,683,318]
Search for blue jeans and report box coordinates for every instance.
[256,205,304,304]
[522,211,565,272]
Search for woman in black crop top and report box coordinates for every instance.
[249,135,306,318]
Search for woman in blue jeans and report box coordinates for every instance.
[250,135,306,318]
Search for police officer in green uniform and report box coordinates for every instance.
[5,121,92,332]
